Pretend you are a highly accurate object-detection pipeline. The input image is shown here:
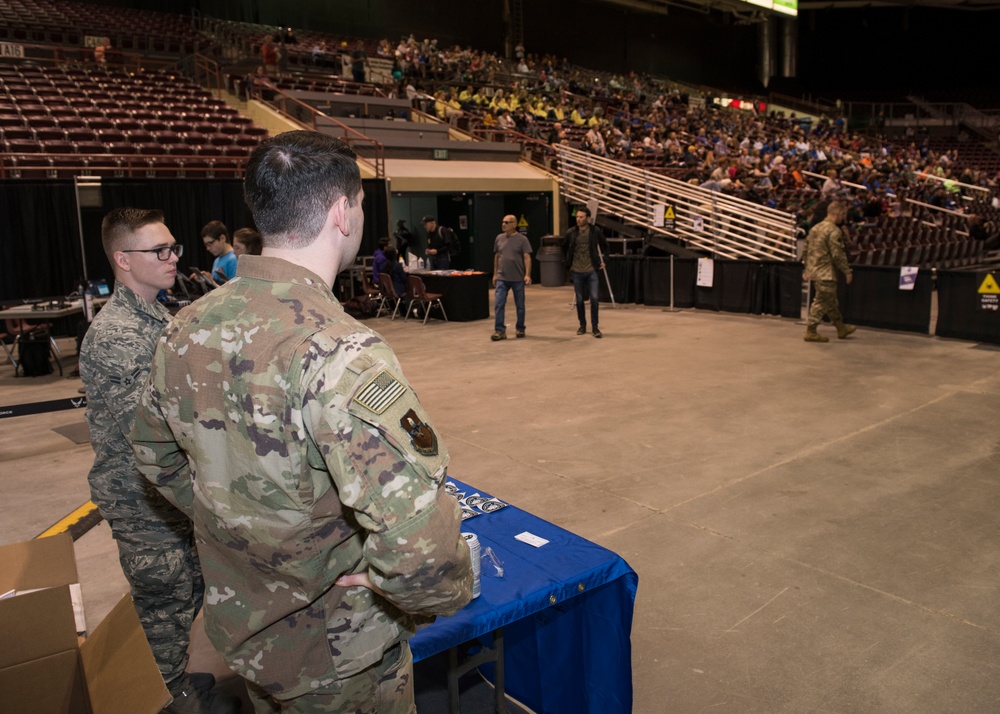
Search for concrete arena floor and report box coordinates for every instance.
[2,284,1000,713]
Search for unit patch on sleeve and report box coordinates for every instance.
[400,408,438,456]
[352,369,407,414]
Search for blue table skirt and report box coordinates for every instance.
[410,479,638,714]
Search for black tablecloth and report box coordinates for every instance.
[412,271,490,322]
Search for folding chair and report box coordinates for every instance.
[376,272,403,320]
[0,327,17,369]
[406,275,447,324]
[359,269,385,316]
[5,318,61,376]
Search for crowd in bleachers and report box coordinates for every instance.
[1,0,999,264]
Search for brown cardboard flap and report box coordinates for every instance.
[0,532,79,592]
[79,594,171,714]
[0,649,89,714]
[0,584,78,669]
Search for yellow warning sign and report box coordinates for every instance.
[978,273,1000,294]
[664,205,676,220]
[517,215,529,228]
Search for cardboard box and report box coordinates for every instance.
[0,533,171,714]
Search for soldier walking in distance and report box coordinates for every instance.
[132,131,473,713]
[79,208,239,714]
[803,200,857,342]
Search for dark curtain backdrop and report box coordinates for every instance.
[1,178,389,300]
[92,179,254,285]
[0,180,82,301]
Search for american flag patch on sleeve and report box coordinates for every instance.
[352,370,407,414]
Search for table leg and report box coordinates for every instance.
[448,646,461,714]
[493,628,506,714]
[444,628,508,714]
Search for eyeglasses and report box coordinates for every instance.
[121,244,184,261]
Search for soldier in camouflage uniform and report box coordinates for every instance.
[803,200,857,343]
[80,209,239,714]
[132,131,473,714]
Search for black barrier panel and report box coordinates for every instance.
[837,266,933,334]
[643,258,672,306]
[721,261,757,313]
[603,256,644,304]
[673,259,698,308]
[936,270,1000,345]
[776,263,805,318]
[692,260,802,316]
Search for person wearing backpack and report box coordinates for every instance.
[422,215,459,270]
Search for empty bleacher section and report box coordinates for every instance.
[0,0,207,56]
[0,64,268,177]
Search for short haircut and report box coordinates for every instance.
[826,200,846,218]
[244,130,361,249]
[233,227,263,255]
[101,208,164,265]
[377,236,391,248]
[201,220,229,242]
[577,206,592,217]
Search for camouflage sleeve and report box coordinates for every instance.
[829,228,852,277]
[80,327,150,446]
[302,339,473,618]
[131,337,195,517]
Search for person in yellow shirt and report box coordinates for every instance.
[434,91,448,120]
[570,106,587,126]
[490,91,510,113]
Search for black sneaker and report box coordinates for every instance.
[593,328,603,338]
[188,673,216,693]
[164,674,240,714]
[491,331,507,341]
[516,330,525,338]
[576,326,586,335]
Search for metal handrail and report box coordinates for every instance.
[470,128,557,173]
[0,41,178,74]
[554,145,797,261]
[801,170,867,192]
[250,85,385,178]
[915,170,991,194]
[192,53,224,92]
[0,151,248,179]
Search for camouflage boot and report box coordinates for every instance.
[835,322,857,339]
[804,327,829,343]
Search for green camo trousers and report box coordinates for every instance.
[246,640,415,714]
[808,279,843,329]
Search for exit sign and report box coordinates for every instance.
[433,149,449,160]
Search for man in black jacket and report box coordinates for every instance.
[422,215,458,270]
[563,206,609,338]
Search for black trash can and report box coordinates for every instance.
[538,235,566,287]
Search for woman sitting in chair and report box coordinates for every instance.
[384,248,409,299]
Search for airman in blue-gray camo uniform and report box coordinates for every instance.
[81,208,239,714]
